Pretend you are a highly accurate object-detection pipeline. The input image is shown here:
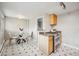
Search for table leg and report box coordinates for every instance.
[9,38,11,46]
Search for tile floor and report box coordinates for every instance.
[0,40,79,56]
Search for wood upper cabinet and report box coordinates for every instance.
[50,14,57,25]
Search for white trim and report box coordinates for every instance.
[0,40,5,53]
[0,0,79,2]
[0,43,3,52]
[64,43,79,50]
[0,11,4,19]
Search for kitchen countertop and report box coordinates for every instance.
[39,31,61,37]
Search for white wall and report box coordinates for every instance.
[0,11,5,50]
[29,14,50,41]
[28,17,37,41]
[43,15,50,31]
[5,17,28,33]
[57,10,79,48]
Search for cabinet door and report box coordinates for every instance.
[38,35,48,54]
[48,36,53,54]
[43,36,48,54]
[38,35,44,49]
[50,14,57,25]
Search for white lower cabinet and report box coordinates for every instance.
[38,34,51,55]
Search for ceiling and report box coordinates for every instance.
[0,2,79,19]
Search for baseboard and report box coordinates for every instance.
[64,43,79,50]
[0,45,2,51]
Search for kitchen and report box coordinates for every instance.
[0,2,79,56]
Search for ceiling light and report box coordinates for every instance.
[16,15,25,19]
[59,2,66,9]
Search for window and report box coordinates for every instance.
[37,18,43,31]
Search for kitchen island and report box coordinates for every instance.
[38,31,62,55]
